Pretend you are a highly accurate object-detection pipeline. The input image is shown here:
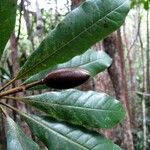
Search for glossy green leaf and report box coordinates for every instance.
[20,89,125,128]
[22,114,122,150]
[0,0,17,58]
[5,116,39,150]
[24,49,112,86]
[16,0,130,79]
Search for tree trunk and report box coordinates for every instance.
[35,0,44,40]
[71,0,85,10]
[103,30,134,150]
[143,7,150,150]
[22,0,34,50]
[10,32,20,121]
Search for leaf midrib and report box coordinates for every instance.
[79,56,110,68]
[24,115,89,150]
[17,0,128,79]
[25,99,121,113]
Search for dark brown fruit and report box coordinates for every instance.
[42,68,90,89]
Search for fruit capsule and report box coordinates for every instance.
[42,68,90,89]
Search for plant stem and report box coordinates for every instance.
[0,80,43,98]
[3,96,21,101]
[0,105,8,117]
[142,96,146,150]
[0,102,21,114]
[0,78,17,92]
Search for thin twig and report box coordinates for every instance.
[135,91,150,97]
[16,0,23,41]
[0,80,43,98]
[0,105,9,118]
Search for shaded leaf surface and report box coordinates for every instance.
[21,89,125,128]
[5,116,39,150]
[0,0,17,58]
[17,0,130,79]
[24,49,112,86]
[22,114,122,150]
